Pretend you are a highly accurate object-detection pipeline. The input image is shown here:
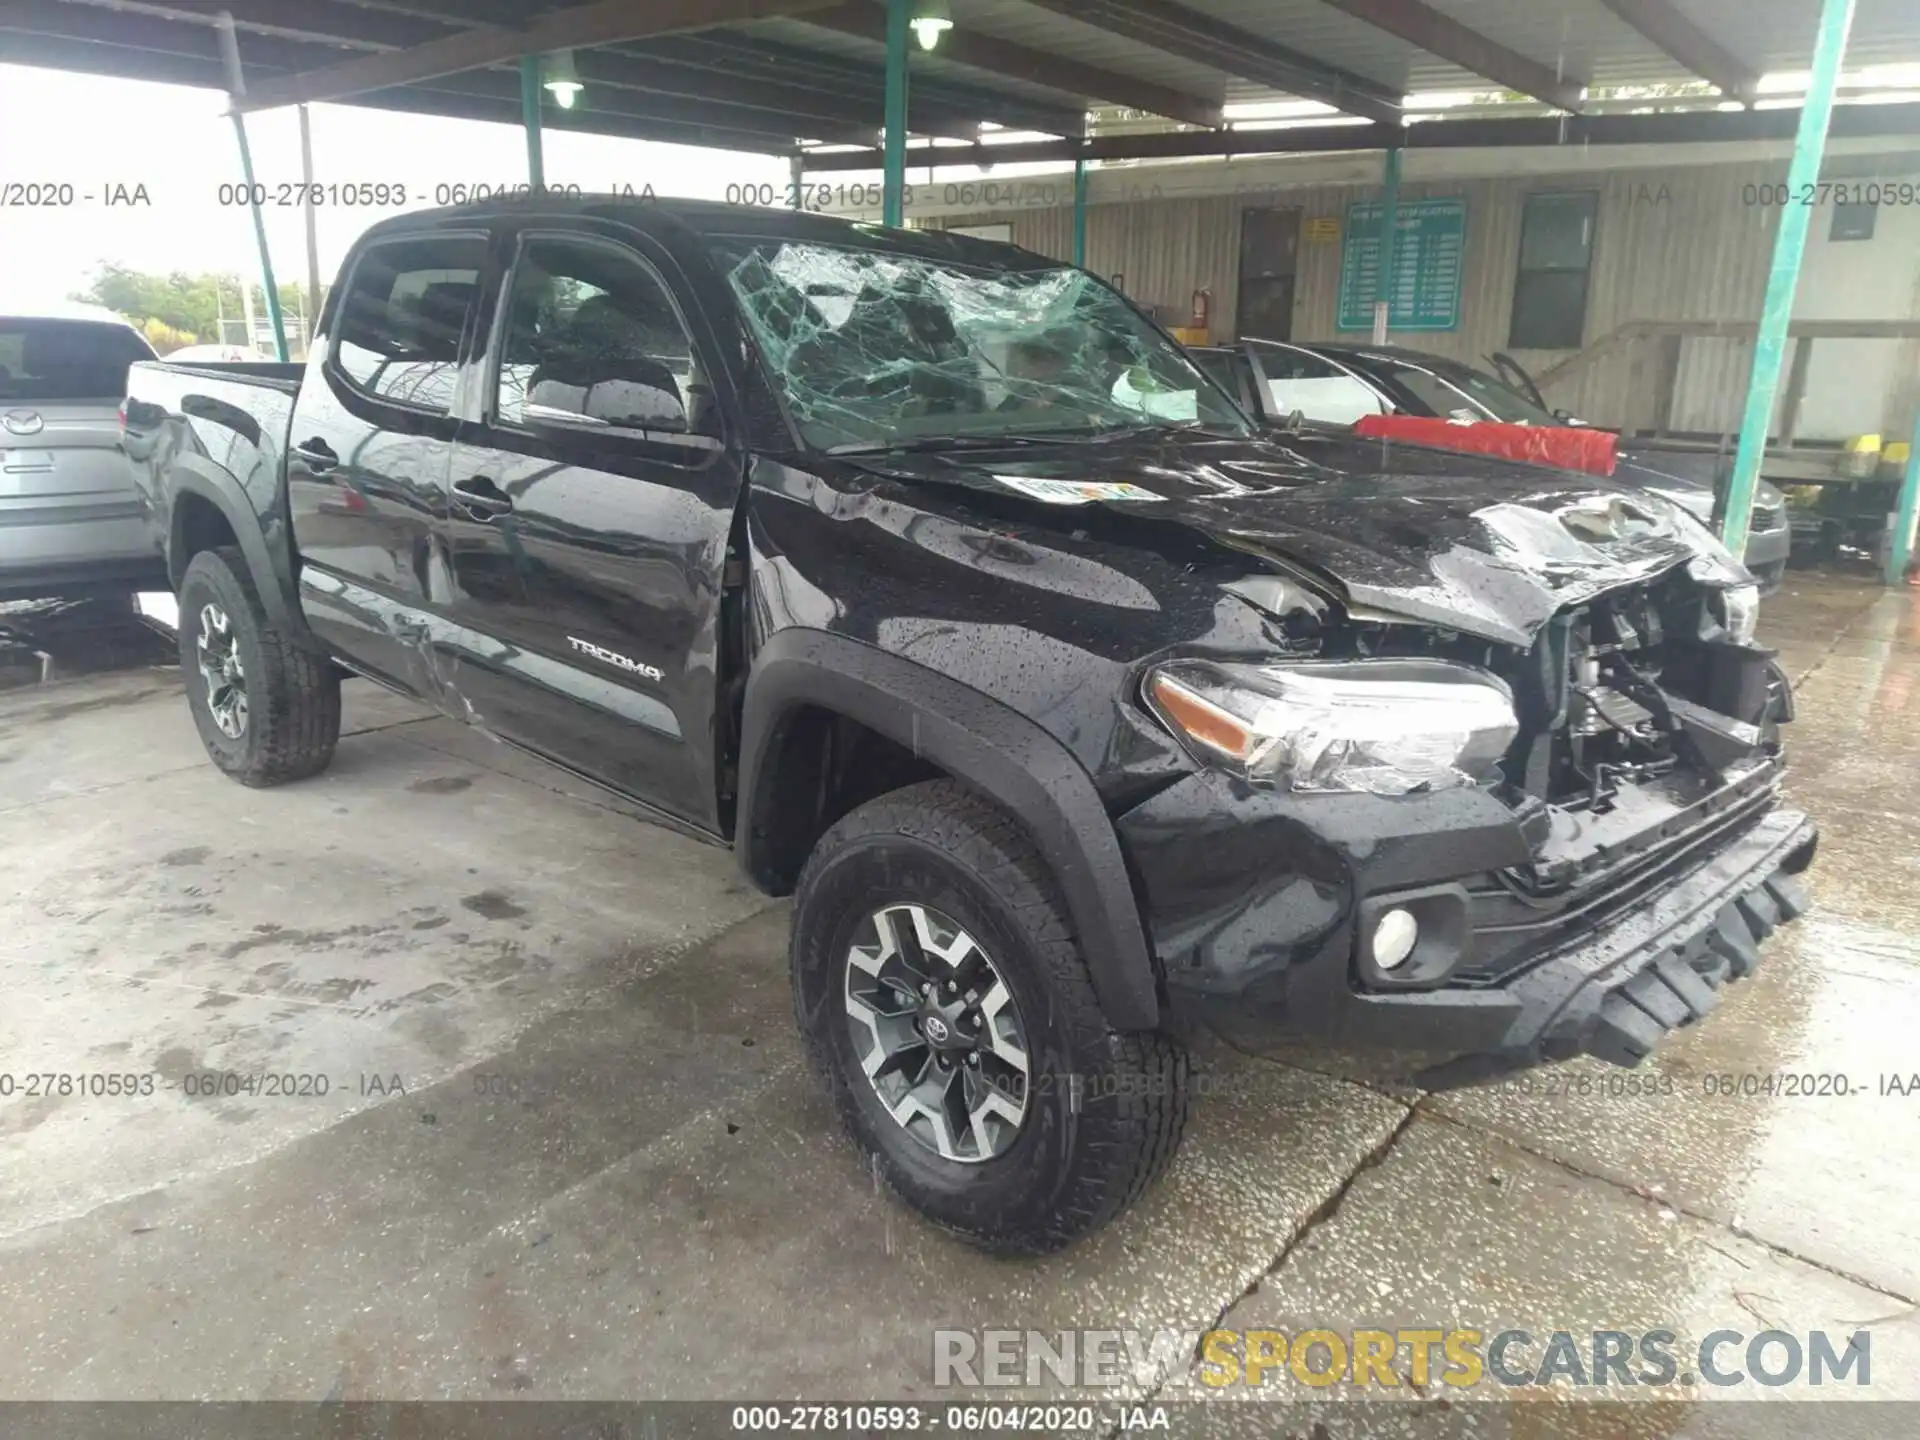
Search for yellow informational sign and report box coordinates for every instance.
[1303,216,1341,243]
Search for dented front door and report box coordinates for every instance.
[431,226,740,834]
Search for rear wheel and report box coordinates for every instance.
[791,779,1189,1253]
[178,547,340,787]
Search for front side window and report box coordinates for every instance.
[495,236,708,435]
[717,239,1250,451]
[1249,346,1385,426]
[333,236,485,413]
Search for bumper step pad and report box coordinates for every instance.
[1588,875,1795,1067]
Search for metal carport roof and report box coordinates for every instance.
[5,0,1918,159]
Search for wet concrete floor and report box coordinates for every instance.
[0,574,1914,1424]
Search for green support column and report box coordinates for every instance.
[1371,145,1401,346]
[1887,415,1920,584]
[216,15,287,362]
[1072,156,1088,266]
[520,55,545,191]
[1722,0,1856,558]
[882,0,910,226]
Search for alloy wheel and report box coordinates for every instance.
[195,602,248,739]
[843,902,1030,1163]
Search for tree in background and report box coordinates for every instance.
[70,264,316,351]
[137,318,198,355]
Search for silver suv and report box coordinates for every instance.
[1,303,166,599]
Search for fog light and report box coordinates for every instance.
[1373,908,1419,969]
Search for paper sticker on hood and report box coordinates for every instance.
[991,475,1165,505]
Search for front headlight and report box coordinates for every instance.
[1144,658,1519,795]
[1712,582,1759,645]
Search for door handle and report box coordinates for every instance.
[452,474,514,519]
[292,437,338,474]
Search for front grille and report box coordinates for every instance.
[1751,502,1785,532]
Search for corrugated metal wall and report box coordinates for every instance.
[927,154,1920,438]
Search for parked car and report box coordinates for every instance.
[0,302,168,599]
[1190,339,1793,592]
[123,199,1812,1253]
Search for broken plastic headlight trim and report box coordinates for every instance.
[1144,659,1519,795]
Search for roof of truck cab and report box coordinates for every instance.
[360,194,1060,271]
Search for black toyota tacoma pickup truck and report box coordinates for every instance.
[123,197,1814,1254]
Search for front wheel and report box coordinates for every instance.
[178,547,340,787]
[791,779,1189,1254]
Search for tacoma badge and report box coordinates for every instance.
[567,636,663,681]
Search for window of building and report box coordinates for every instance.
[1830,200,1877,242]
[495,236,708,435]
[333,236,485,413]
[1508,192,1597,350]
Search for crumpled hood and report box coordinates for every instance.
[845,431,1749,649]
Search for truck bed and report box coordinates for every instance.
[122,360,306,601]
[143,360,303,393]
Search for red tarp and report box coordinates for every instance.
[1351,414,1618,477]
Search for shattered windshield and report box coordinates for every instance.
[718,238,1250,452]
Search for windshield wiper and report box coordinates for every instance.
[827,421,1241,456]
[825,432,1098,453]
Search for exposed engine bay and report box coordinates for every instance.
[1296,564,1787,900]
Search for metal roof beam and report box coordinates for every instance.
[798,98,1920,167]
[349,84,801,153]
[1313,0,1586,111]
[803,2,1222,129]
[1021,0,1402,125]
[231,0,843,113]
[1592,0,1760,104]
[653,28,1089,136]
[7,0,892,140]
[0,26,799,152]
[405,63,870,144]
[45,0,452,51]
[572,45,977,139]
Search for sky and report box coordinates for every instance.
[0,64,789,315]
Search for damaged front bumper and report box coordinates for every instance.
[1403,806,1813,1089]
[1120,768,1816,1090]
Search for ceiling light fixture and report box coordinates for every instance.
[910,0,952,51]
[543,48,583,109]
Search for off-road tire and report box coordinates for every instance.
[791,778,1189,1254]
[178,547,340,787]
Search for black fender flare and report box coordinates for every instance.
[738,628,1161,1031]
[165,457,316,647]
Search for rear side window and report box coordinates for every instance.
[0,318,154,402]
[332,236,487,413]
